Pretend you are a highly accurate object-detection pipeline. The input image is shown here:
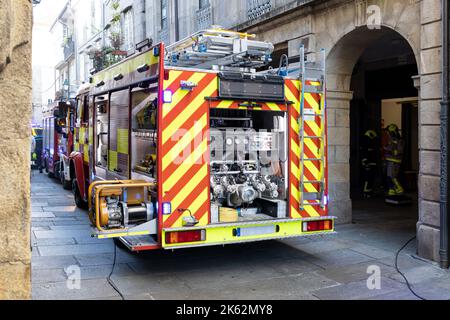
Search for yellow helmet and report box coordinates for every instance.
[387,124,399,135]
[365,130,377,140]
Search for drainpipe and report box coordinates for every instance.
[174,0,180,41]
[440,0,449,269]
[140,0,146,42]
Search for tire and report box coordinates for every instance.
[62,177,72,190]
[54,161,61,181]
[60,164,71,190]
[73,179,87,209]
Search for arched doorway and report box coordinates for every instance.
[327,26,419,232]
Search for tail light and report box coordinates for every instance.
[303,220,333,232]
[165,230,206,244]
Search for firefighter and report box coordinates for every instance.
[384,124,405,196]
[361,129,378,198]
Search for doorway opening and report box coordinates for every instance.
[348,28,419,227]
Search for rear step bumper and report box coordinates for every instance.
[162,216,336,250]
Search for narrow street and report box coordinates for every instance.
[31,171,450,300]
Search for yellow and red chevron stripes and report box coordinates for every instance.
[209,100,287,112]
[160,70,218,229]
[286,79,328,218]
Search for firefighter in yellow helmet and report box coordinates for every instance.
[384,124,405,196]
[361,129,378,198]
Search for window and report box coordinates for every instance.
[82,96,90,123]
[161,0,168,29]
[108,90,130,177]
[95,95,109,168]
[199,0,209,9]
[123,9,134,52]
[131,89,158,178]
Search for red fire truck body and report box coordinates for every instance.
[70,31,334,252]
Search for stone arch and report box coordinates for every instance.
[326,25,419,92]
[322,24,420,224]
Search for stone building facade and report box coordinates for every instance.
[0,0,32,299]
[152,0,445,264]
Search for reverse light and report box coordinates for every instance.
[302,220,333,233]
[163,90,173,103]
[165,230,206,244]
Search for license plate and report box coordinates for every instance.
[236,225,276,237]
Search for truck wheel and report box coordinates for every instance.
[60,166,71,190]
[73,179,87,209]
[62,177,72,190]
[54,161,61,180]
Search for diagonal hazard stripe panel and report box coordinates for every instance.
[162,72,210,119]
[162,113,207,171]
[163,70,184,90]
[169,165,208,211]
[162,138,208,192]
[162,80,217,145]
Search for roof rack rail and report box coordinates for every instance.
[165,28,274,71]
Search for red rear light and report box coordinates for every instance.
[165,230,206,244]
[303,220,333,232]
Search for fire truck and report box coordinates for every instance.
[42,100,75,189]
[71,29,334,251]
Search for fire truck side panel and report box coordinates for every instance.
[71,93,91,200]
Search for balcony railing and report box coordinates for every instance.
[197,4,213,30]
[247,0,272,20]
[159,28,170,45]
[63,36,75,61]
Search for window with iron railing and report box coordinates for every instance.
[123,8,134,52]
[197,0,212,30]
[161,0,168,29]
[247,0,272,20]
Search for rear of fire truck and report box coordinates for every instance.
[86,29,335,252]
[42,101,72,180]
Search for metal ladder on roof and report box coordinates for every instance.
[165,28,275,70]
[298,46,327,211]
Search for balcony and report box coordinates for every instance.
[159,28,170,45]
[197,4,213,30]
[247,0,272,21]
[63,36,75,61]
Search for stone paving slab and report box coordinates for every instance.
[32,238,77,247]
[311,277,404,300]
[32,268,68,284]
[33,279,120,300]
[32,212,56,219]
[65,264,136,281]
[31,171,450,300]
[303,248,374,268]
[385,265,450,285]
[346,243,396,259]
[74,251,142,267]
[33,229,92,239]
[316,261,397,284]
[32,255,78,270]
[38,244,114,257]
[49,225,91,231]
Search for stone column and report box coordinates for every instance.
[417,0,442,262]
[327,89,353,224]
[0,0,32,299]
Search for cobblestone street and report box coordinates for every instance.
[31,171,450,300]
